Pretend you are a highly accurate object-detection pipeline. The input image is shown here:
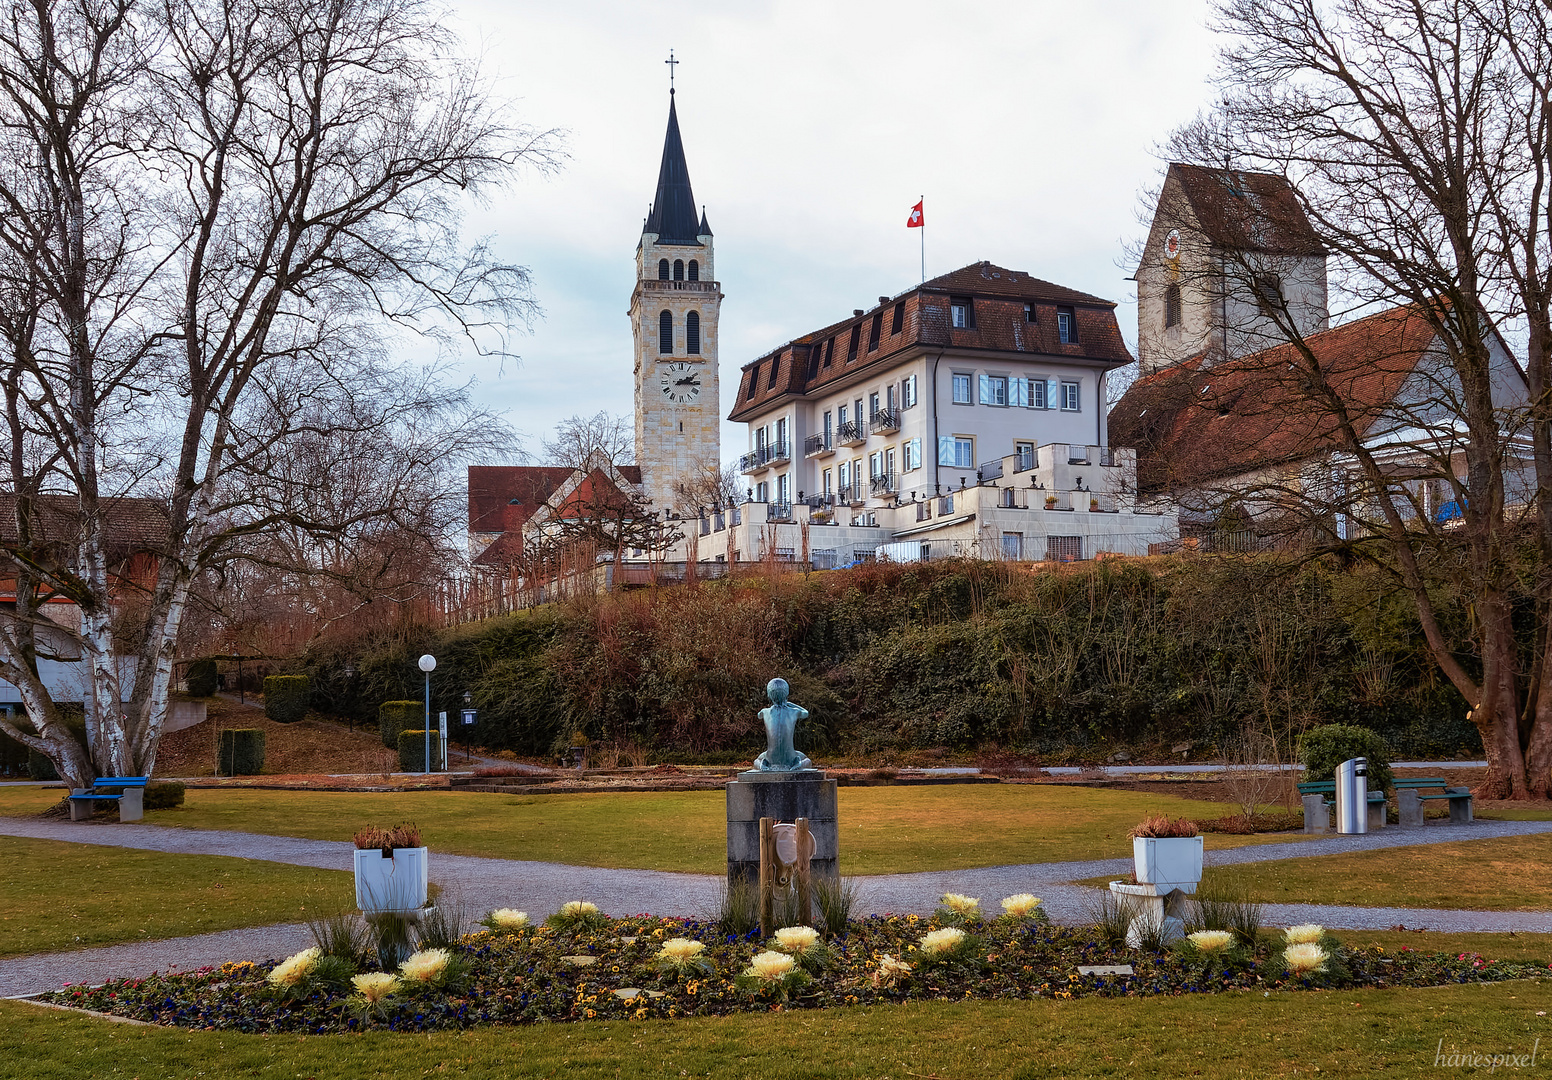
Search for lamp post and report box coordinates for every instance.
[418,654,436,775]
[462,689,472,763]
[343,662,356,731]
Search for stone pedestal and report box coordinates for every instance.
[1302,793,1330,834]
[1397,789,1424,827]
[1109,881,1188,948]
[726,770,838,885]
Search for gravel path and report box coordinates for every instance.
[3,816,1549,998]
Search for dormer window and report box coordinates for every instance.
[768,357,780,388]
[868,312,883,351]
[847,326,860,362]
[1024,303,1036,323]
[688,260,699,281]
[1057,307,1077,344]
[950,297,974,329]
[673,259,685,281]
[658,259,669,280]
[891,302,904,334]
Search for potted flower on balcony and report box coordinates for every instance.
[1090,496,1100,511]
[1044,494,1058,509]
[353,823,428,916]
[1127,815,1203,893]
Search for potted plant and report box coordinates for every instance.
[1090,497,1100,511]
[1044,494,1058,509]
[1128,815,1203,893]
[353,823,428,916]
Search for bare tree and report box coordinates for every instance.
[1155,0,1552,798]
[675,457,739,514]
[542,412,632,471]
[0,0,554,787]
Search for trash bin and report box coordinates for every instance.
[1335,756,1368,835]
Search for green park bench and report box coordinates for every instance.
[1296,779,1387,833]
[67,776,147,822]
[1390,777,1474,826]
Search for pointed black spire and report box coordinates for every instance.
[644,94,702,245]
[698,206,712,237]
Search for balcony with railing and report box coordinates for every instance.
[916,500,933,522]
[869,408,900,435]
[804,433,836,458]
[766,501,794,522]
[839,481,865,505]
[837,420,867,447]
[639,279,719,295]
[739,441,791,474]
[937,494,955,516]
[869,472,896,497]
[1015,446,1037,472]
[978,459,1004,482]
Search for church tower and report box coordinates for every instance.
[631,88,722,515]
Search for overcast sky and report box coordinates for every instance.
[441,0,1223,463]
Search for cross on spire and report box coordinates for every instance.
[665,49,678,93]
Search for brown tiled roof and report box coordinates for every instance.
[728,262,1131,422]
[1169,163,1326,257]
[468,465,643,536]
[471,529,526,568]
[0,494,168,558]
[1108,304,1436,493]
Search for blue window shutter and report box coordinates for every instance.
[979,374,992,404]
[938,436,956,466]
[1048,378,1060,409]
[1011,377,1027,408]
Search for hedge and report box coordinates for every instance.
[379,701,422,749]
[1299,723,1395,793]
[398,729,443,772]
[217,729,266,776]
[263,675,310,724]
[145,781,186,809]
[185,659,218,698]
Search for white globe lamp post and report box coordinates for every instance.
[418,654,436,775]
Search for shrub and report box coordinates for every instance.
[24,708,87,781]
[263,676,310,724]
[398,730,443,772]
[217,729,266,776]
[185,659,219,697]
[1299,723,1394,792]
[379,701,422,749]
[144,781,186,810]
[1128,815,1199,838]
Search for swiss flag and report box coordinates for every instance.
[906,200,924,228]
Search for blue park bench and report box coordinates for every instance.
[1296,779,1387,833]
[1391,777,1474,825]
[67,777,147,822]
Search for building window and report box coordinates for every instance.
[938,436,974,468]
[822,468,832,494]
[903,437,921,471]
[980,375,1008,406]
[823,338,834,366]
[868,391,880,420]
[1047,535,1084,562]
[768,358,780,388]
[673,259,685,281]
[687,260,699,281]
[951,296,974,329]
[951,373,972,404]
[902,374,917,408]
[1015,442,1035,471]
[891,302,904,334]
[658,258,669,280]
[868,312,883,351]
[686,311,700,354]
[1057,307,1077,343]
[837,403,848,429]
[1255,273,1283,312]
[659,310,673,353]
[1031,378,1049,409]
[1165,283,1182,328]
[847,326,861,361]
[1061,380,1081,411]
[755,481,769,503]
[1000,533,1023,560]
[1024,303,1036,323]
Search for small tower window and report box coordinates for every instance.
[673,259,685,281]
[658,258,669,280]
[659,310,673,354]
[687,260,699,281]
[687,311,700,354]
[1165,284,1182,328]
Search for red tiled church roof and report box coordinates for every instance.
[1108,304,1437,493]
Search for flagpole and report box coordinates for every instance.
[919,195,925,283]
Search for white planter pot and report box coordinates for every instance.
[354,846,429,915]
[1132,836,1204,894]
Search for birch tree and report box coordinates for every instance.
[0,0,551,787]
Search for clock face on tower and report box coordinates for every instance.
[658,361,702,405]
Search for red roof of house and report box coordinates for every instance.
[0,494,168,559]
[1107,304,1437,493]
[729,262,1131,422]
[468,463,644,568]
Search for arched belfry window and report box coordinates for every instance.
[1164,283,1182,328]
[659,310,673,354]
[673,259,684,281]
[687,260,699,281]
[687,311,701,354]
[658,258,669,280]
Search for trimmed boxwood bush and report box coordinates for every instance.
[398,729,443,772]
[380,701,422,749]
[185,659,218,697]
[1299,723,1394,792]
[217,728,266,776]
[145,781,186,809]
[263,675,310,724]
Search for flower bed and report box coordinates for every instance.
[44,911,1545,1034]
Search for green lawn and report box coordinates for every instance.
[0,784,1314,874]
[2,981,1545,1079]
[0,837,351,956]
